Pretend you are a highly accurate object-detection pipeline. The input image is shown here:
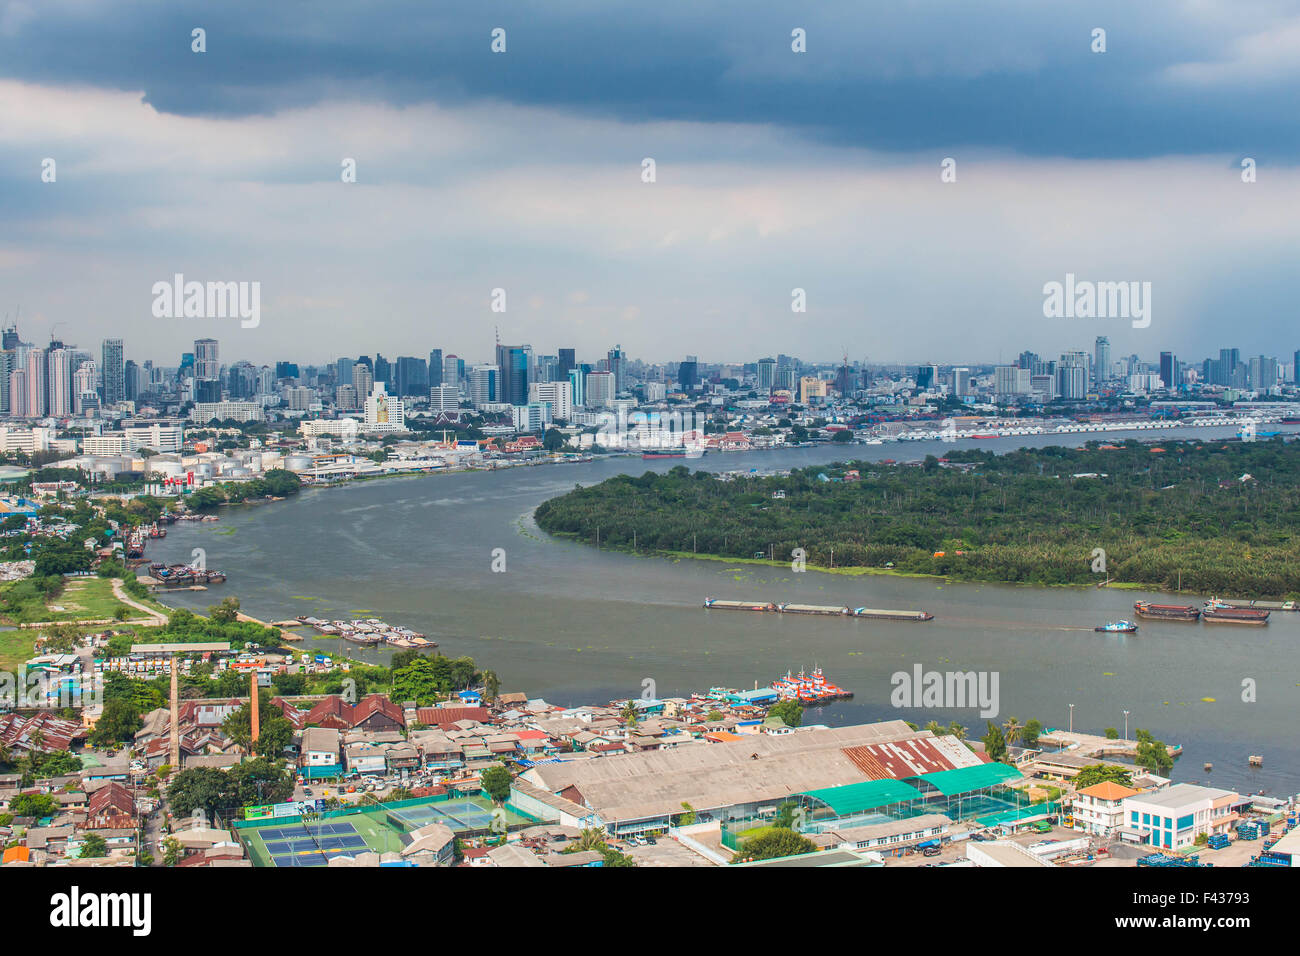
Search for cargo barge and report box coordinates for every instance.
[1210,598,1296,612]
[1133,601,1201,621]
[703,598,933,621]
[1201,599,1269,626]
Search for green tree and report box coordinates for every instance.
[208,596,241,625]
[88,698,143,747]
[741,828,817,861]
[78,833,108,858]
[767,700,803,728]
[162,836,185,866]
[1072,764,1134,790]
[982,721,1008,763]
[481,764,513,804]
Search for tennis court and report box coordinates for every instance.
[386,796,529,834]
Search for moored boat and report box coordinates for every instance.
[1202,598,1269,625]
[1133,601,1200,621]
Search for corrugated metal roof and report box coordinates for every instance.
[917,762,1023,795]
[800,779,923,814]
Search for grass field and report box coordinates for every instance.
[0,627,35,671]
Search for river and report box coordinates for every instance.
[147,424,1300,797]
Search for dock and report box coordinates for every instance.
[703,599,933,621]
[1037,729,1182,761]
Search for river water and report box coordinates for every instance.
[148,424,1300,796]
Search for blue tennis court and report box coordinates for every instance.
[386,798,513,833]
[257,822,357,841]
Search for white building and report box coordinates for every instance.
[191,401,263,423]
[300,418,360,441]
[528,380,572,421]
[585,370,615,408]
[511,402,552,433]
[428,385,459,413]
[363,382,406,434]
[1070,781,1140,837]
[1121,783,1241,850]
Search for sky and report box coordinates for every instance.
[2,0,1299,367]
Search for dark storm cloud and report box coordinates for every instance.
[2,0,1299,160]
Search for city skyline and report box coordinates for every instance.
[4,3,1300,362]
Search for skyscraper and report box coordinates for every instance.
[1094,336,1111,387]
[25,348,47,417]
[443,354,460,390]
[428,349,443,388]
[352,362,374,401]
[558,348,576,384]
[47,347,73,417]
[194,338,220,382]
[469,365,498,407]
[101,338,125,405]
[757,358,776,392]
[496,345,530,406]
[607,345,627,393]
[1159,352,1177,390]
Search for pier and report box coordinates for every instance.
[1037,729,1182,761]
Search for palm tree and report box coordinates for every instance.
[924,720,944,736]
[1002,717,1023,749]
[947,722,968,741]
[481,670,501,703]
[575,827,608,852]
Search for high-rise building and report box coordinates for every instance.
[395,356,428,397]
[1057,353,1088,400]
[363,381,405,434]
[469,365,498,407]
[101,338,125,405]
[916,365,938,390]
[442,354,460,391]
[678,359,699,392]
[568,367,585,408]
[953,368,972,397]
[529,380,573,421]
[428,349,443,388]
[123,359,140,402]
[24,348,47,417]
[607,345,627,393]
[0,351,12,415]
[373,354,390,385]
[194,338,220,382]
[8,367,28,417]
[1094,337,1111,387]
[47,347,74,417]
[336,357,354,387]
[1159,352,1177,390]
[994,366,1031,397]
[558,348,576,384]
[73,361,98,415]
[496,345,530,406]
[429,385,459,412]
[757,358,777,392]
[352,362,374,402]
[1,327,18,351]
[585,370,615,408]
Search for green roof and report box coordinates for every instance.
[800,779,922,815]
[917,763,1023,795]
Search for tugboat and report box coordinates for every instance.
[1202,598,1270,626]
[1095,620,1139,633]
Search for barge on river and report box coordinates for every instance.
[703,598,933,621]
[1133,601,1201,621]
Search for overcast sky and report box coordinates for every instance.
[2,0,1298,367]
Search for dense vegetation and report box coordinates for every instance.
[535,439,1300,596]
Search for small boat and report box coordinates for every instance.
[1095,620,1138,633]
